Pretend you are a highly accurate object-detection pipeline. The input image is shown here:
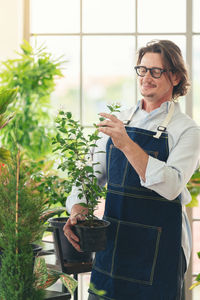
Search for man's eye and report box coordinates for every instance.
[153,69,160,74]
[140,68,146,73]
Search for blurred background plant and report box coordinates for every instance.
[0,157,46,300]
[0,87,18,163]
[0,40,70,208]
[0,40,63,159]
[187,167,200,208]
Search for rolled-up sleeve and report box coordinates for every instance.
[66,185,87,214]
[140,126,200,200]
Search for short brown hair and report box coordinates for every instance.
[136,40,190,99]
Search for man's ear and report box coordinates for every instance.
[171,72,180,87]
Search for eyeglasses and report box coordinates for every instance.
[134,66,167,79]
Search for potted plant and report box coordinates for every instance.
[49,104,120,253]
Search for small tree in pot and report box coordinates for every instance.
[50,104,120,252]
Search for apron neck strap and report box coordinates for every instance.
[154,101,175,139]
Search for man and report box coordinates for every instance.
[64,40,200,300]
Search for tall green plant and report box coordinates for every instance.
[0,159,46,300]
[0,40,64,159]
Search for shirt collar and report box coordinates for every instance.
[136,99,173,114]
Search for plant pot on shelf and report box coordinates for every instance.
[48,217,93,265]
[73,219,110,252]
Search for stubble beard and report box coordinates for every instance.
[141,91,156,100]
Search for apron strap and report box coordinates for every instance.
[154,101,175,139]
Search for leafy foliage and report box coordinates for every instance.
[0,87,18,163]
[0,162,46,299]
[0,40,69,207]
[34,257,77,295]
[52,104,121,221]
[21,158,70,208]
[187,167,200,207]
[0,40,64,159]
[52,111,106,221]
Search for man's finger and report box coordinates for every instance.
[99,113,118,122]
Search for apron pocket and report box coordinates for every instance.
[113,220,162,285]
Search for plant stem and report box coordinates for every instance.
[16,149,20,254]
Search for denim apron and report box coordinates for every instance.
[89,103,182,300]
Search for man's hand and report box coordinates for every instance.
[97,113,130,151]
[63,204,88,252]
[97,112,148,181]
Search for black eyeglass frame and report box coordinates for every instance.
[134,66,167,79]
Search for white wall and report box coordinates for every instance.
[0,0,23,61]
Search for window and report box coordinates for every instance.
[27,1,200,299]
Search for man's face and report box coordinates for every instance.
[137,52,177,109]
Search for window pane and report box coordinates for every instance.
[83,0,135,33]
[82,36,135,125]
[192,285,200,300]
[30,0,80,33]
[138,0,186,33]
[193,199,200,219]
[193,36,200,124]
[30,36,80,119]
[137,35,186,58]
[193,0,200,32]
[137,36,186,112]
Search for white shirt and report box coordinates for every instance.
[66,100,200,268]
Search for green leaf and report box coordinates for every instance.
[79,203,88,208]
[66,112,72,119]
[60,274,78,295]
[20,39,33,55]
[34,257,48,288]
[0,88,18,114]
[89,283,106,296]
[0,147,11,163]
[196,273,200,282]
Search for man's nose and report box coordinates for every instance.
[143,69,152,78]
